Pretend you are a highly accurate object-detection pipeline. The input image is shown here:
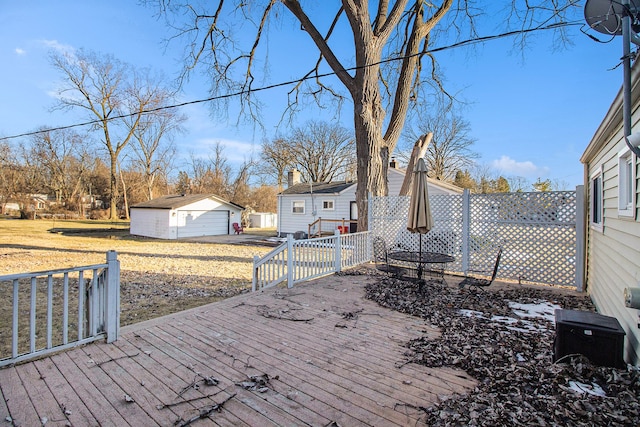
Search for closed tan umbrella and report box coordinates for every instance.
[407,158,433,274]
[407,157,433,235]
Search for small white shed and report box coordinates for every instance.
[249,212,277,228]
[130,194,244,240]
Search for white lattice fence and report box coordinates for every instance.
[369,190,578,287]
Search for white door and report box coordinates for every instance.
[176,210,229,238]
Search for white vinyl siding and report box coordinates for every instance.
[130,209,172,239]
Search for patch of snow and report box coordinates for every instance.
[459,301,561,334]
[569,381,606,397]
[459,309,486,318]
[509,301,562,322]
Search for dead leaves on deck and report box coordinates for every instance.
[360,271,640,426]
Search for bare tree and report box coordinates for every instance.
[51,49,178,220]
[258,137,295,190]
[288,121,355,183]
[130,105,185,201]
[0,142,22,214]
[401,108,479,181]
[153,1,577,229]
[27,128,91,210]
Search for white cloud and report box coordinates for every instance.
[14,48,26,55]
[39,39,75,56]
[490,155,548,178]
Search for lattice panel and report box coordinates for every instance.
[370,191,577,287]
[369,195,464,271]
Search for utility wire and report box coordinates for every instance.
[0,19,583,142]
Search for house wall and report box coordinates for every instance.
[585,132,640,364]
[277,170,461,236]
[277,187,356,236]
[130,208,172,239]
[582,63,640,365]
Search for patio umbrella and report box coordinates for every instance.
[407,157,433,260]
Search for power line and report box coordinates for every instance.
[0,20,582,142]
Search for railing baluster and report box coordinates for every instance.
[78,271,84,340]
[30,277,37,353]
[90,270,98,336]
[12,279,19,358]
[63,272,69,345]
[47,275,53,349]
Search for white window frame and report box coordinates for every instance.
[321,199,335,211]
[618,146,636,218]
[291,200,305,214]
[590,166,603,232]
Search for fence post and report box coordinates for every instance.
[461,189,470,273]
[575,185,586,292]
[334,229,342,273]
[287,234,294,288]
[104,250,120,343]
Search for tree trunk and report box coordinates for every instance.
[109,151,119,221]
[399,133,432,196]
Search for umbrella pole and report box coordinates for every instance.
[418,235,422,279]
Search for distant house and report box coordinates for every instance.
[130,194,244,240]
[276,162,462,237]
[580,59,640,364]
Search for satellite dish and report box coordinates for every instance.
[585,0,624,35]
[584,0,640,35]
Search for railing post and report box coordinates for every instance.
[334,229,342,273]
[287,234,294,288]
[252,255,259,292]
[104,250,120,343]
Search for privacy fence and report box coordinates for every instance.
[369,189,584,288]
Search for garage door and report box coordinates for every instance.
[176,210,229,238]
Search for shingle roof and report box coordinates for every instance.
[131,194,244,210]
[279,181,355,195]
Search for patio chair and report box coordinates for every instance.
[233,222,244,234]
[373,237,406,278]
[458,247,502,293]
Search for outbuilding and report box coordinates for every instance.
[130,194,244,240]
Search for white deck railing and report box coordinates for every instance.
[252,231,371,291]
[0,251,120,367]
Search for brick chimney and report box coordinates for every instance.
[389,157,398,169]
[287,169,301,187]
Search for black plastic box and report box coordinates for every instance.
[554,309,626,368]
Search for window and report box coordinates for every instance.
[322,199,335,210]
[590,167,603,231]
[618,147,636,217]
[292,200,305,214]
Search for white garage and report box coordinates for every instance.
[130,194,244,240]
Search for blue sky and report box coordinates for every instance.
[0,1,626,189]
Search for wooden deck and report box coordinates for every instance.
[0,272,476,426]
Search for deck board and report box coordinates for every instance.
[0,271,476,426]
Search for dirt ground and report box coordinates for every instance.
[0,220,277,357]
